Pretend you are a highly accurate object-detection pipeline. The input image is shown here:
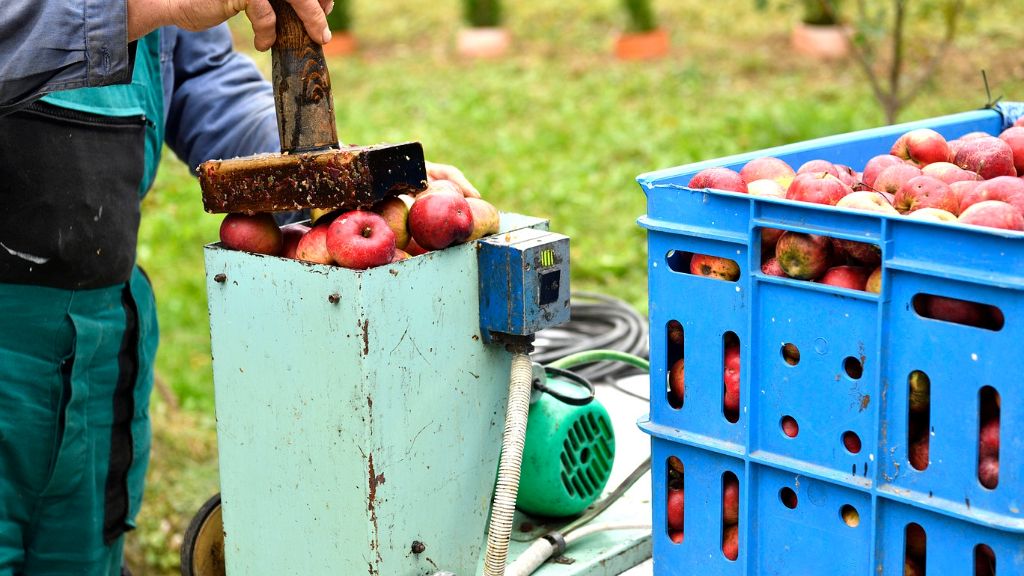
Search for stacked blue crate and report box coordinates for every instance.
[637,105,1024,575]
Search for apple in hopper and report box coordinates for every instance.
[866,267,882,294]
[835,191,899,214]
[295,224,334,264]
[1001,126,1024,174]
[959,176,1024,214]
[404,237,428,256]
[894,176,957,214]
[739,157,795,186]
[834,164,860,188]
[949,180,982,215]
[279,223,310,259]
[958,200,1024,231]
[890,128,951,166]
[408,191,475,250]
[761,257,786,277]
[775,232,831,280]
[862,154,905,189]
[818,266,870,291]
[747,179,787,199]
[465,197,501,241]
[689,167,747,193]
[872,164,922,195]
[690,254,740,281]
[907,208,957,222]
[921,161,981,185]
[325,210,396,269]
[372,196,411,250]
[786,172,852,205]
[954,136,1017,179]
[797,159,840,178]
[219,213,283,255]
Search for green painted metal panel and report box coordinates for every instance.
[206,214,547,575]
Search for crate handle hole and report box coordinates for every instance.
[780,416,799,438]
[666,320,684,409]
[665,250,740,282]
[975,543,995,576]
[723,332,740,423]
[978,386,1000,490]
[666,456,684,544]
[779,487,798,509]
[843,356,864,380]
[722,472,739,541]
[908,370,931,471]
[840,504,859,527]
[842,431,862,454]
[781,343,800,366]
[912,293,1004,331]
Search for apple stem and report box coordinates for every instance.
[362,227,373,238]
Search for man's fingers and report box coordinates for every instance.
[426,162,481,198]
[246,0,276,51]
[287,0,332,44]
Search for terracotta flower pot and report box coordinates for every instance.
[456,27,511,59]
[323,32,357,57]
[614,28,670,60]
[791,23,850,59]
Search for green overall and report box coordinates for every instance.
[0,33,163,575]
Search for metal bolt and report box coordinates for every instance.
[214,273,227,283]
[328,293,341,304]
[411,541,426,554]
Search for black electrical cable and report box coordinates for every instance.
[537,366,596,406]
[533,291,649,397]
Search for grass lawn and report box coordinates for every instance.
[128,0,1022,571]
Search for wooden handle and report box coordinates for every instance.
[269,0,339,153]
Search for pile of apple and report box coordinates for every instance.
[217,180,501,268]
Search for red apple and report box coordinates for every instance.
[667,320,684,347]
[747,179,787,198]
[667,486,685,531]
[740,157,795,185]
[843,432,862,454]
[722,525,739,561]
[723,344,740,415]
[959,176,1024,214]
[372,196,411,250]
[949,180,982,215]
[979,456,999,489]
[405,237,428,256]
[832,239,881,266]
[962,131,991,140]
[1000,126,1024,174]
[689,167,747,193]
[1016,117,1024,128]
[948,139,967,160]
[761,257,786,277]
[872,164,922,195]
[890,128,951,166]
[908,438,929,470]
[781,416,799,437]
[279,223,310,259]
[325,210,396,269]
[818,266,870,291]
[907,208,957,222]
[775,232,831,280]
[690,254,740,281]
[465,197,501,242]
[894,176,957,214]
[919,294,988,327]
[958,200,1024,231]
[921,161,981,184]
[669,531,684,544]
[835,164,859,188]
[862,154,905,189]
[866,267,882,294]
[797,159,840,177]
[219,213,283,255]
[954,136,1017,179]
[722,477,739,525]
[391,249,411,263]
[295,224,333,265]
[786,172,852,205]
[669,358,685,404]
[835,191,899,214]
[408,192,474,250]
[761,227,785,254]
[980,418,999,457]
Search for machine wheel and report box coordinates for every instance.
[181,493,226,576]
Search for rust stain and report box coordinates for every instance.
[367,453,383,567]
[359,318,370,355]
[859,394,871,412]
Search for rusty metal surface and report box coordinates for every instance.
[198,142,427,213]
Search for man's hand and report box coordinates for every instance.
[425,161,481,198]
[129,0,334,51]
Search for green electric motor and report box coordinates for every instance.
[516,369,616,517]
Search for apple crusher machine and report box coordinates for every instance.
[183,213,654,576]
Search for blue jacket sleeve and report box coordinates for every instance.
[164,26,280,172]
[0,0,134,115]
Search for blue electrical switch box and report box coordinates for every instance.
[478,227,570,342]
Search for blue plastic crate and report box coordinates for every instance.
[637,105,1024,574]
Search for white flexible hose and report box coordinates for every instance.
[505,523,653,576]
[483,351,535,576]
